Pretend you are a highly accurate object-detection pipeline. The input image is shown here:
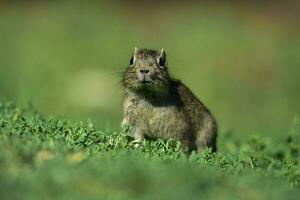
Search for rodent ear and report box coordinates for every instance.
[158,48,167,68]
[159,48,166,58]
[130,47,139,66]
[134,47,139,56]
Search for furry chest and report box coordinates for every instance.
[127,100,188,138]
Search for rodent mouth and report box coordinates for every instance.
[140,80,152,84]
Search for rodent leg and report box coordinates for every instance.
[196,131,217,153]
[180,139,190,153]
[180,134,196,154]
[133,127,144,147]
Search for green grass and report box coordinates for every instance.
[0,2,300,199]
[0,100,300,200]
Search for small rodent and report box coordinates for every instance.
[122,47,217,153]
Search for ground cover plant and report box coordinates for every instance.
[0,2,300,199]
[0,101,300,200]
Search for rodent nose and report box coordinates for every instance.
[139,69,150,75]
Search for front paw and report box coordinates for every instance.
[132,139,142,148]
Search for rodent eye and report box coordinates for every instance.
[129,57,134,66]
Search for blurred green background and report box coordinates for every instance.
[0,0,299,134]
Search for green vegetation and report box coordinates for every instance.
[0,2,299,199]
[0,101,300,200]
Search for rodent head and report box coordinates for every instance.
[122,47,170,96]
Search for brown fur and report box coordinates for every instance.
[122,48,217,152]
